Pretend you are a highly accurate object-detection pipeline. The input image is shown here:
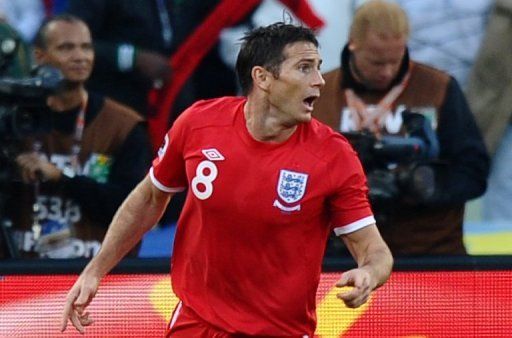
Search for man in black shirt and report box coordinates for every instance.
[3,15,151,259]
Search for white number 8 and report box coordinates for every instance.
[191,160,218,200]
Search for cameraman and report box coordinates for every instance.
[2,15,151,258]
[314,0,489,256]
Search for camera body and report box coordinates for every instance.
[0,65,63,154]
[0,66,63,200]
[0,65,64,258]
[343,110,440,205]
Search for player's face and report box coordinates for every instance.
[349,29,406,90]
[36,21,94,83]
[267,41,324,125]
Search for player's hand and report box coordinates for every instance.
[60,273,100,333]
[335,268,374,308]
[16,152,62,183]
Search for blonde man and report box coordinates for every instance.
[315,0,489,256]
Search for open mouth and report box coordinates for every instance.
[303,95,318,110]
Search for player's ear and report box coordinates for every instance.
[252,66,272,92]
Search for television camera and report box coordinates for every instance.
[0,65,64,258]
[343,110,440,205]
[0,65,64,180]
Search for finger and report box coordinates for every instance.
[17,159,38,182]
[17,152,38,164]
[336,272,353,287]
[16,153,31,165]
[78,312,94,327]
[336,269,364,287]
[60,309,70,332]
[338,287,371,308]
[357,293,370,306]
[60,291,78,332]
[352,273,369,290]
[349,291,370,308]
[74,288,93,311]
[337,289,359,308]
[70,310,85,334]
[21,164,39,182]
[339,271,369,289]
[337,280,366,301]
[338,287,359,302]
[342,297,361,308]
[17,159,32,174]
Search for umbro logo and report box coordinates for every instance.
[202,148,225,161]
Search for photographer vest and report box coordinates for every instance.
[9,95,143,258]
[314,61,449,135]
[314,56,468,255]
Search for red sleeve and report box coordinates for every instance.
[149,114,188,192]
[327,146,375,235]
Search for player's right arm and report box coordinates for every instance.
[337,224,393,308]
[60,175,173,333]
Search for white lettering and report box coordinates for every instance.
[340,106,407,134]
[340,108,357,132]
[36,195,81,224]
[384,108,404,134]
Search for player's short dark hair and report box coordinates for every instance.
[236,22,319,95]
[33,14,87,50]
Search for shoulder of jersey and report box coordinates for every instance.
[306,118,354,157]
[178,96,243,128]
[309,118,350,145]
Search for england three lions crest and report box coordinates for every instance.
[273,169,308,212]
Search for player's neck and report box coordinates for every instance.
[244,98,297,143]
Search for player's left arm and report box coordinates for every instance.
[337,224,393,308]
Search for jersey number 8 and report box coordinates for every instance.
[191,160,218,200]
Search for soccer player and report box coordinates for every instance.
[61,22,393,337]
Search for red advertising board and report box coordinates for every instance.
[1,271,511,337]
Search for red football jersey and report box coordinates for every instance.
[150,96,375,336]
